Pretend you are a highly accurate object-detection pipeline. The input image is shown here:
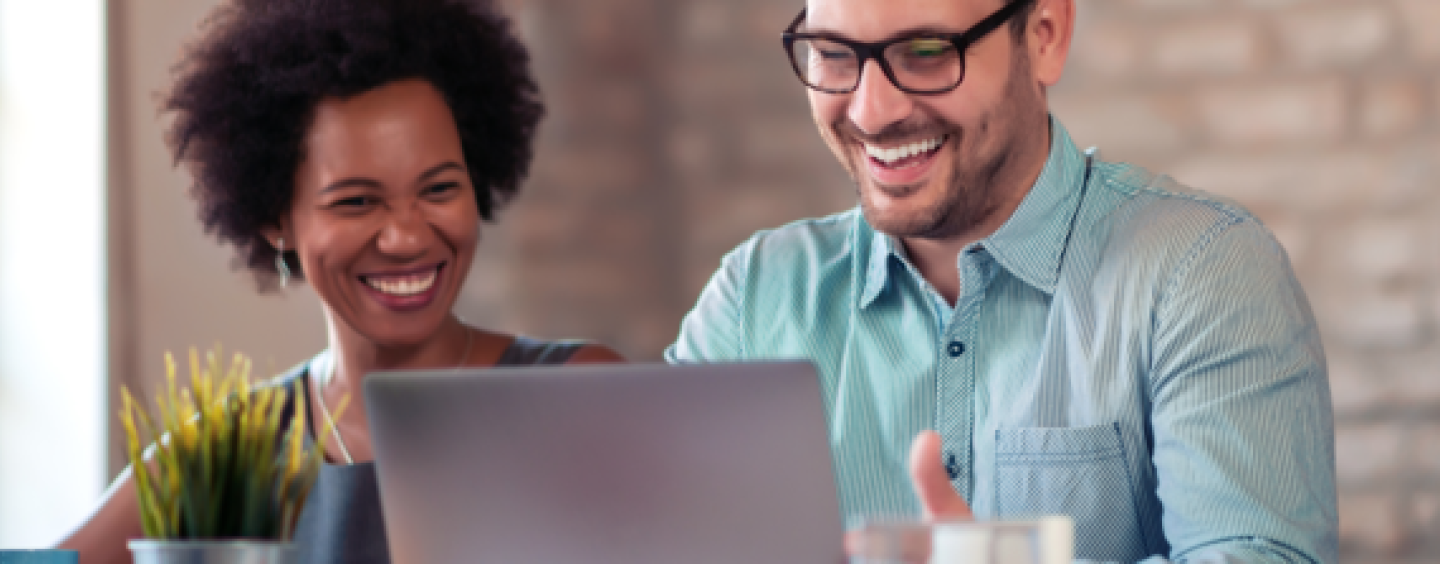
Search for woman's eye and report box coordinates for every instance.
[330,196,375,209]
[424,182,461,197]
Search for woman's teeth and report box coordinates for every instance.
[364,268,437,296]
[865,136,946,165]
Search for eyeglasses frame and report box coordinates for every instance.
[781,0,1035,95]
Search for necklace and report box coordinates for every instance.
[315,326,474,464]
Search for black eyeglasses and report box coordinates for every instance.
[781,0,1033,95]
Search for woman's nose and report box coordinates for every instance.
[376,207,431,258]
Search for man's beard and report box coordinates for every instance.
[839,50,1043,240]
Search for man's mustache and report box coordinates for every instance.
[831,117,956,145]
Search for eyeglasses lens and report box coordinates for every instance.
[791,38,859,92]
[789,37,964,93]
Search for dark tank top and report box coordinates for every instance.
[273,337,586,564]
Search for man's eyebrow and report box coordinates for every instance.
[800,24,962,43]
[417,161,465,182]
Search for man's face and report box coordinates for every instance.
[805,0,1049,240]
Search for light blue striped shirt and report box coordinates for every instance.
[665,119,1337,563]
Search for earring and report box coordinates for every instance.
[275,237,291,288]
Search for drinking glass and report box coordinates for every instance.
[848,516,1073,564]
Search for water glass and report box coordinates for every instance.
[848,516,1073,564]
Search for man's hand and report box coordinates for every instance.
[844,431,974,562]
[909,430,973,519]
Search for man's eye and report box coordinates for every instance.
[905,39,952,58]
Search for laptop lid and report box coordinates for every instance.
[364,361,844,564]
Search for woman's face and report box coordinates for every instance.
[282,78,479,347]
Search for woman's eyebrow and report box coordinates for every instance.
[417,161,465,183]
[320,177,383,194]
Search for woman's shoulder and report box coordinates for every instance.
[496,337,624,366]
[257,352,325,392]
[565,343,625,364]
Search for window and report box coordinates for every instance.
[0,0,106,547]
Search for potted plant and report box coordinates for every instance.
[120,348,342,564]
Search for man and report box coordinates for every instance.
[666,0,1337,562]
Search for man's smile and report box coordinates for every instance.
[864,135,948,168]
[859,134,950,188]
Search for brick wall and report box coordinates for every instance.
[478,0,854,357]
[479,1,1440,560]
[1055,2,1440,561]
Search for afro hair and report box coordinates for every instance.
[165,0,543,288]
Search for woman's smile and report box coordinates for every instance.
[358,262,446,312]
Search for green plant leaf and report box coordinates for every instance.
[121,346,321,540]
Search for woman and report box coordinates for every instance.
[59,0,623,562]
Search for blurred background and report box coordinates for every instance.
[0,0,1435,561]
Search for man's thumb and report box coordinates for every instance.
[909,430,973,519]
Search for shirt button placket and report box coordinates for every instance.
[937,254,985,502]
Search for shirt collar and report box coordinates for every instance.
[858,224,899,309]
[858,116,1089,308]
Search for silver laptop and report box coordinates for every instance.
[364,361,844,564]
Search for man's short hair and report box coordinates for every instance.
[1007,0,1035,39]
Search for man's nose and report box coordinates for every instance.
[847,59,913,136]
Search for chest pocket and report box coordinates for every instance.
[995,422,1147,563]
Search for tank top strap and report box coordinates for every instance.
[269,354,325,442]
[267,353,390,563]
[493,336,586,366]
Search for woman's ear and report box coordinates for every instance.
[260,223,290,250]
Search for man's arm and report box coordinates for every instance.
[665,242,753,363]
[1143,218,1337,564]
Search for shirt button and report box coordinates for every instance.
[947,341,965,357]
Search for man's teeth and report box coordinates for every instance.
[364,269,437,296]
[865,136,945,164]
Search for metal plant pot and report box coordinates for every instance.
[128,540,296,564]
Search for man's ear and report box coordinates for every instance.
[1027,0,1075,88]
